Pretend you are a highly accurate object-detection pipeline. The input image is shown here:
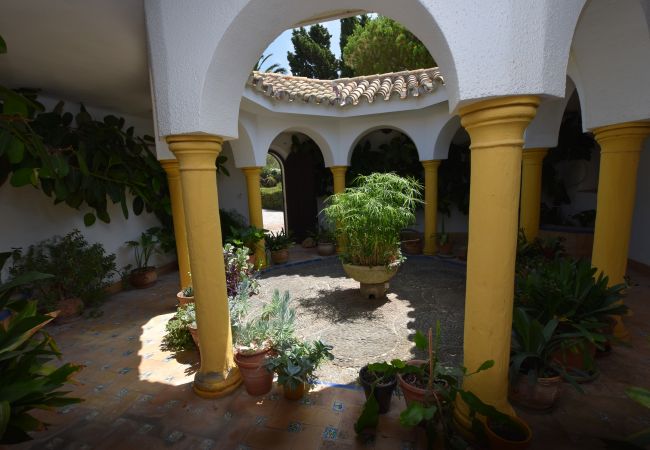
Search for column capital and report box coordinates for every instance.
[159,159,180,177]
[241,166,263,176]
[421,159,442,169]
[521,148,548,165]
[459,96,540,151]
[330,165,348,174]
[166,134,224,170]
[593,121,650,153]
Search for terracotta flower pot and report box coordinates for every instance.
[317,242,336,256]
[55,297,84,320]
[247,253,257,267]
[129,267,157,289]
[189,326,200,350]
[552,338,596,372]
[485,415,532,450]
[271,249,289,265]
[177,291,194,306]
[396,359,447,407]
[438,242,453,255]
[234,348,274,396]
[508,373,562,411]
[283,382,306,401]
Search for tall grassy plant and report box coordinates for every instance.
[323,173,422,266]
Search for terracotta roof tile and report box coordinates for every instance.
[246,67,444,107]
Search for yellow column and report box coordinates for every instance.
[591,121,650,339]
[160,159,192,290]
[422,160,441,255]
[519,148,548,241]
[166,134,241,398]
[455,96,539,425]
[330,166,348,253]
[241,167,266,267]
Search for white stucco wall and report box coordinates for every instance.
[145,0,584,139]
[217,143,250,223]
[629,138,650,266]
[0,96,174,278]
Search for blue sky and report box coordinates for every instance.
[262,20,341,74]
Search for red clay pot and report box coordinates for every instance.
[283,382,306,401]
[396,359,447,407]
[55,297,84,320]
[177,291,194,306]
[509,373,562,411]
[485,415,532,450]
[234,348,274,396]
[552,339,596,371]
[129,268,157,289]
[271,249,289,265]
[189,326,200,350]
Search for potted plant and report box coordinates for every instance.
[224,243,260,298]
[232,289,296,396]
[515,258,627,377]
[400,228,423,255]
[10,230,116,318]
[227,225,266,266]
[265,229,292,264]
[162,303,198,351]
[355,323,530,449]
[125,227,161,288]
[315,226,336,256]
[177,283,194,306]
[509,307,567,411]
[265,339,333,400]
[358,362,400,416]
[322,173,422,299]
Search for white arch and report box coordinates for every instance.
[228,119,257,168]
[258,126,336,168]
[145,0,585,138]
[524,78,576,149]
[432,116,462,161]
[568,0,650,130]
[344,125,419,167]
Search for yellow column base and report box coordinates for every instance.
[422,160,441,255]
[193,367,242,398]
[455,95,540,428]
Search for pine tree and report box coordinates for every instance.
[287,25,338,79]
[339,15,368,78]
[342,16,435,76]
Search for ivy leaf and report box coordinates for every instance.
[97,209,110,224]
[7,138,24,164]
[2,90,29,117]
[399,402,436,427]
[83,213,96,227]
[132,196,144,215]
[10,168,35,187]
[476,360,494,373]
[0,35,7,54]
[414,330,427,350]
[354,390,380,433]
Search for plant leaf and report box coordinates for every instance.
[83,213,96,227]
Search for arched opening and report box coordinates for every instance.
[260,151,287,235]
[538,89,599,258]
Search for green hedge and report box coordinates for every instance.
[261,184,284,210]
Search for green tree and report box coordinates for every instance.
[287,25,338,79]
[253,53,287,74]
[343,16,435,75]
[339,15,368,78]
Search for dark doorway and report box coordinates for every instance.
[283,134,331,241]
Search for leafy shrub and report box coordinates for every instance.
[322,173,422,267]
[260,176,278,188]
[161,303,196,352]
[261,183,284,210]
[220,209,247,244]
[224,243,259,298]
[10,230,116,310]
[0,253,83,444]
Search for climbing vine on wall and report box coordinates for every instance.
[0,34,171,227]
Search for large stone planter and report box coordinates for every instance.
[342,263,398,299]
